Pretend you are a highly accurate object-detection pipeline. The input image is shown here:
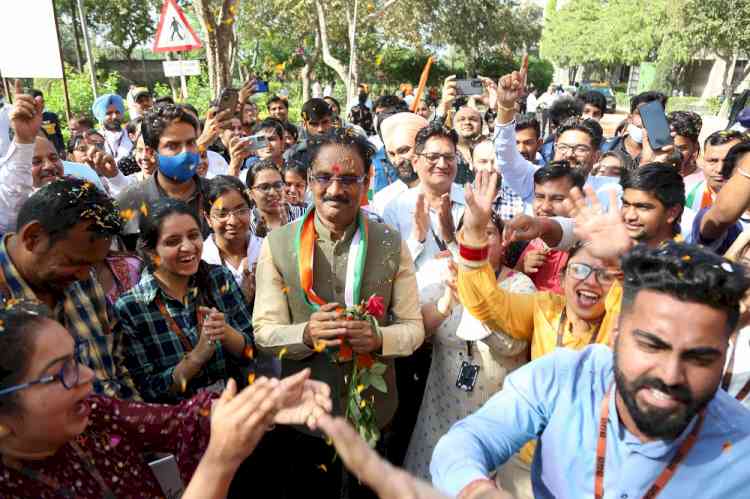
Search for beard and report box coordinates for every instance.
[104,119,122,131]
[613,340,711,440]
[393,158,418,184]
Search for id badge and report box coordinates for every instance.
[456,360,480,392]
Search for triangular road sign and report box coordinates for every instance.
[153,0,202,53]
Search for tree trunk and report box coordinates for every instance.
[194,0,237,98]
[719,52,746,119]
[70,0,83,71]
[301,31,321,103]
[314,0,350,99]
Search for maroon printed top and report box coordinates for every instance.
[0,392,214,498]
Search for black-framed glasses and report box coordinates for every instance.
[0,345,81,397]
[567,262,617,285]
[309,174,366,188]
[418,152,457,164]
[557,143,592,155]
[251,181,285,193]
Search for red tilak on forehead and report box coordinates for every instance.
[331,164,342,174]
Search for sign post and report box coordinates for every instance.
[153,0,202,101]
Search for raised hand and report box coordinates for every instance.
[273,368,332,429]
[522,248,548,275]
[437,193,455,243]
[562,186,632,261]
[228,135,251,176]
[439,75,457,115]
[412,193,430,243]
[479,77,498,113]
[10,80,43,144]
[238,77,258,109]
[462,170,498,245]
[496,62,527,114]
[85,146,119,178]
[502,214,544,247]
[197,106,234,149]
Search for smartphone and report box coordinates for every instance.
[255,80,269,93]
[639,100,673,150]
[217,87,239,114]
[240,133,269,151]
[455,79,483,96]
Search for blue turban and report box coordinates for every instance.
[91,94,125,122]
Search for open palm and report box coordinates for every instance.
[463,170,498,243]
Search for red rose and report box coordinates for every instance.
[365,294,385,317]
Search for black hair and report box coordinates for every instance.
[126,116,143,137]
[141,104,200,149]
[533,160,585,189]
[373,95,408,113]
[69,114,95,131]
[16,177,123,244]
[721,141,750,180]
[555,117,604,148]
[516,113,541,139]
[414,123,459,154]
[267,95,289,110]
[621,241,750,333]
[282,160,308,181]
[154,96,175,107]
[704,129,749,150]
[203,175,252,214]
[251,118,284,140]
[620,163,685,235]
[245,159,283,190]
[668,110,702,144]
[630,91,667,115]
[308,127,376,173]
[577,91,606,116]
[67,131,103,154]
[283,121,299,141]
[29,89,43,100]
[600,150,636,173]
[137,199,219,309]
[181,103,200,119]
[0,300,53,414]
[324,96,341,114]
[549,96,582,128]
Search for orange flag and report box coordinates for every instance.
[411,56,433,113]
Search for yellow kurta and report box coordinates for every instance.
[457,261,622,462]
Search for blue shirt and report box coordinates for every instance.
[690,207,743,255]
[372,147,398,193]
[431,345,750,498]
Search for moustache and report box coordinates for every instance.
[322,196,351,205]
[633,376,693,405]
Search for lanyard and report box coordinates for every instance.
[154,296,204,353]
[594,386,705,499]
[721,337,750,401]
[555,308,601,348]
[5,441,116,499]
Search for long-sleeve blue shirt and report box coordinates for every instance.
[431,345,750,498]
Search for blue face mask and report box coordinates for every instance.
[157,151,200,182]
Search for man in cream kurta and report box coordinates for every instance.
[253,128,424,498]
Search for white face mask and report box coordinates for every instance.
[627,123,644,144]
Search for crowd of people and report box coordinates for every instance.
[0,59,749,499]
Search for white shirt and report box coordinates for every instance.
[0,142,33,233]
[725,326,750,410]
[102,129,134,163]
[205,150,230,179]
[371,179,409,216]
[526,93,538,113]
[101,169,137,197]
[382,183,466,270]
[202,234,255,286]
[0,105,11,159]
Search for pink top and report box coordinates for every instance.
[518,238,569,294]
[0,393,213,498]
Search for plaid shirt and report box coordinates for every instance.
[113,264,254,403]
[0,236,140,400]
[492,182,526,221]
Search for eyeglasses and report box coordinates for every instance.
[567,262,616,285]
[309,174,366,188]
[418,152,457,164]
[211,206,252,222]
[0,345,81,397]
[557,143,592,156]
[251,181,285,193]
